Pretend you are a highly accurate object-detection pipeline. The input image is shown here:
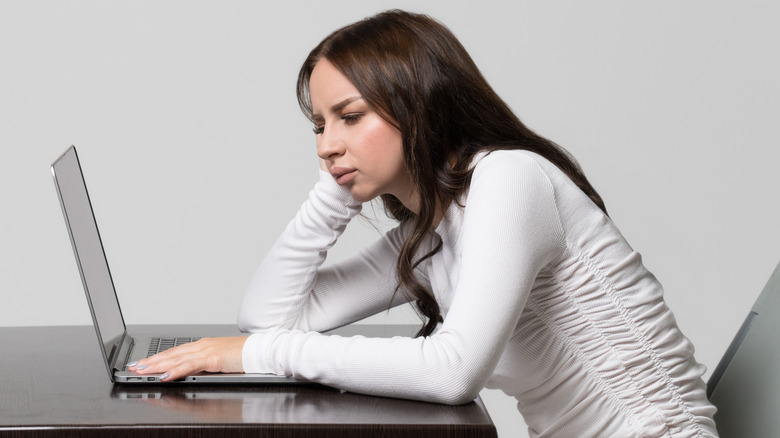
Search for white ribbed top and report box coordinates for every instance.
[238,150,718,437]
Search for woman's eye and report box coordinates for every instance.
[312,125,324,135]
[341,113,363,124]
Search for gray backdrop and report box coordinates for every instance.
[2,1,778,436]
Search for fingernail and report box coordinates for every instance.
[135,365,148,370]
[127,361,138,367]
[160,373,169,381]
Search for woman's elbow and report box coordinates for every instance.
[434,387,482,406]
[236,306,300,333]
[429,371,485,405]
[236,307,255,333]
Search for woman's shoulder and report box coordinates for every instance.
[471,149,596,206]
[473,148,552,167]
[461,150,560,213]
[470,149,557,183]
[466,148,591,211]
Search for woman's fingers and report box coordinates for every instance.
[127,336,247,382]
[156,362,197,382]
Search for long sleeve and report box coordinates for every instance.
[237,169,412,334]
[240,153,566,405]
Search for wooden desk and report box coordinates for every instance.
[0,325,497,438]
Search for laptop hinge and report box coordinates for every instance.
[113,334,135,373]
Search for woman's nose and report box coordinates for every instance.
[316,128,345,161]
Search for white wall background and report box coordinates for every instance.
[1,1,778,436]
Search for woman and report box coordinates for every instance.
[130,10,718,437]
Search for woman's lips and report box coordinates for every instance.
[330,167,357,185]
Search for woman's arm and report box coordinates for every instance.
[130,168,417,382]
[237,169,414,334]
[241,152,566,404]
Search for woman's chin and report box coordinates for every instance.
[348,187,377,203]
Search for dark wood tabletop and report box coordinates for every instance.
[0,324,497,438]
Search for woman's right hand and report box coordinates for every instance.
[128,336,248,382]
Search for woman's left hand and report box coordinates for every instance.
[128,336,248,382]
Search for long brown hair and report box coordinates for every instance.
[297,10,607,337]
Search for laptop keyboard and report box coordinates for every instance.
[146,337,202,357]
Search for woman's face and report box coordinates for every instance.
[309,59,416,207]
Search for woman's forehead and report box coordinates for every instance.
[309,60,363,113]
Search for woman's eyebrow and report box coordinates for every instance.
[312,96,364,121]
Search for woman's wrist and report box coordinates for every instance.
[242,331,280,375]
[317,169,362,212]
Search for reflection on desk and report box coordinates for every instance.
[111,385,485,426]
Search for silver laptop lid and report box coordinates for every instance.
[52,146,128,379]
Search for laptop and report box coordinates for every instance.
[51,145,304,384]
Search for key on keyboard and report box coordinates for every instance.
[146,337,201,357]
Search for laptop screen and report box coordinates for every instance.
[52,147,126,369]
